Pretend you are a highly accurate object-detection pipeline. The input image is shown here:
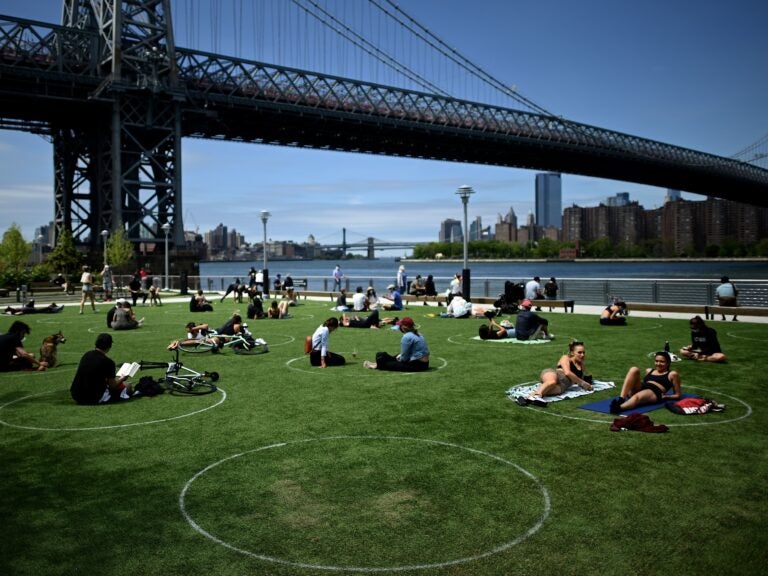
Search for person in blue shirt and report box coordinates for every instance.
[363,317,429,372]
[382,284,403,311]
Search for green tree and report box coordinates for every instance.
[0,224,31,286]
[106,228,136,273]
[45,229,82,281]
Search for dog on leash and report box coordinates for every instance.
[39,331,66,368]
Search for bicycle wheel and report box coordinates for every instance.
[166,376,218,395]
[178,341,216,354]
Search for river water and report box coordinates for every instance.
[200,258,768,284]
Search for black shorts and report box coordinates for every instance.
[640,382,664,402]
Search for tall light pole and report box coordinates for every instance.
[260,210,270,297]
[456,185,475,300]
[100,229,108,266]
[161,222,171,291]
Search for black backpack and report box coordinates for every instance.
[134,376,165,397]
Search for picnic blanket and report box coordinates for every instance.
[474,336,551,344]
[578,393,699,415]
[506,380,615,403]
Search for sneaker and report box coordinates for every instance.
[609,398,623,414]
[516,396,530,406]
[363,360,376,369]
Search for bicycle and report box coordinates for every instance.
[139,348,220,395]
[177,325,268,355]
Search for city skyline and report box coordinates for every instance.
[1,0,766,245]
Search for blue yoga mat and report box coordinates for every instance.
[578,393,698,415]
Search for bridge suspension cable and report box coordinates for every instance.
[731,132,768,168]
[370,0,555,116]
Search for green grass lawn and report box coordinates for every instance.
[1,298,766,576]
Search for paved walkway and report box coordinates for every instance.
[5,293,767,324]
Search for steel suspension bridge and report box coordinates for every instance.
[1,0,767,251]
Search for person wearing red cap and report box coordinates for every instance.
[363,317,430,371]
[514,299,553,341]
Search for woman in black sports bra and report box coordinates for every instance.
[610,351,682,414]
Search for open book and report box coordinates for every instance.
[116,361,140,378]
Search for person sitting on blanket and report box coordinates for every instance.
[610,351,682,414]
[600,301,627,325]
[478,315,516,339]
[679,316,726,363]
[515,299,553,340]
[517,340,592,405]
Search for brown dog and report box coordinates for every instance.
[39,331,66,368]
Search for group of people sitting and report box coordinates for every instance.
[106,298,145,330]
[514,314,726,412]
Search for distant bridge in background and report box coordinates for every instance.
[1,0,767,251]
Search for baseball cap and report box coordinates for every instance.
[397,317,414,328]
[387,284,396,290]
[521,299,533,308]
[116,298,127,304]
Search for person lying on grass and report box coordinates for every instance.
[339,309,398,329]
[517,340,592,406]
[610,350,682,414]
[478,314,516,339]
[679,316,727,363]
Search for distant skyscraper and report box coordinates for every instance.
[607,192,630,207]
[535,173,562,229]
[439,218,462,243]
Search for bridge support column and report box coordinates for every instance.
[367,237,375,259]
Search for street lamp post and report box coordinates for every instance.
[456,185,475,300]
[260,210,270,297]
[161,222,171,291]
[100,229,108,266]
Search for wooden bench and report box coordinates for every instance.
[706,305,768,320]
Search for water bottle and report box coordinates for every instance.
[664,341,670,353]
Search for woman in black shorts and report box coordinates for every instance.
[610,351,681,413]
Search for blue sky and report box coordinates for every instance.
[1,0,766,246]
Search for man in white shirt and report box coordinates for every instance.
[352,286,368,311]
[525,276,544,311]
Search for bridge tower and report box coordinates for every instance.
[54,0,183,247]
[367,237,375,259]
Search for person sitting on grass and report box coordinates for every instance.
[268,299,290,319]
[514,299,553,340]
[679,316,726,362]
[600,301,627,325]
[610,351,682,414]
[309,317,345,368]
[363,317,430,372]
[478,314,516,339]
[0,320,48,371]
[111,300,143,330]
[70,333,132,404]
[190,289,214,312]
[517,340,592,406]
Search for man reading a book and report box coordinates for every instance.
[70,333,133,404]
